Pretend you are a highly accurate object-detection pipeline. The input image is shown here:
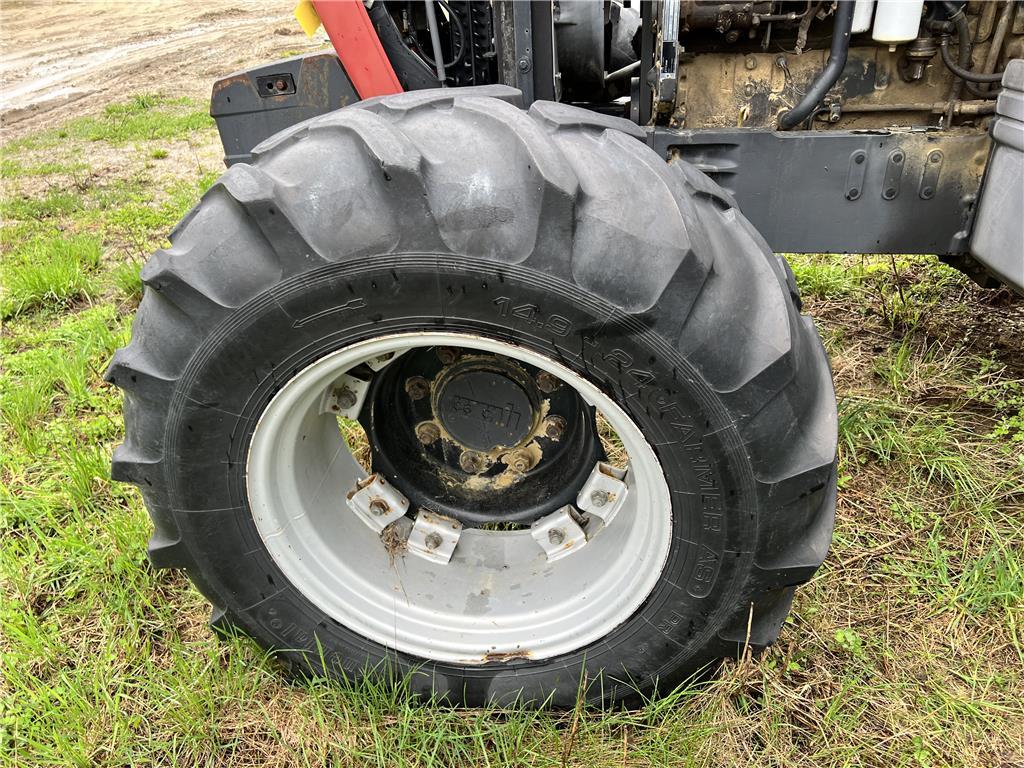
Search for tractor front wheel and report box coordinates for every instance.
[107,86,837,707]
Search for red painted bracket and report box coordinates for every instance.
[312,0,403,99]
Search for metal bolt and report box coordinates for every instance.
[369,498,389,516]
[459,450,486,474]
[929,151,942,164]
[544,416,566,440]
[335,386,357,410]
[548,528,565,545]
[590,490,610,508]
[725,30,740,44]
[744,55,757,71]
[517,57,531,73]
[424,532,443,550]
[275,79,288,91]
[507,450,533,474]
[436,346,459,365]
[416,422,441,445]
[536,371,560,394]
[405,376,430,401]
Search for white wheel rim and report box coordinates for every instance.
[246,332,672,663]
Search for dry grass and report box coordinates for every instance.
[2,95,1023,767]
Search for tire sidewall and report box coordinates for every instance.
[166,253,758,705]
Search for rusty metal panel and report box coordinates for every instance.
[211,52,358,166]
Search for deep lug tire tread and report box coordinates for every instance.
[108,86,837,704]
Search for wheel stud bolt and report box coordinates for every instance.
[543,416,566,440]
[424,532,443,550]
[369,498,390,516]
[506,450,532,473]
[404,376,430,400]
[548,528,565,545]
[335,386,357,410]
[590,490,610,508]
[416,422,441,445]
[536,371,560,394]
[436,346,459,365]
[459,450,486,474]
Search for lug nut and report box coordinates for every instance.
[404,376,430,401]
[506,450,534,474]
[424,532,443,550]
[536,371,560,394]
[548,528,565,545]
[543,416,566,440]
[435,346,459,365]
[459,450,487,474]
[416,422,441,445]
[590,490,610,508]
[335,386,357,410]
[369,498,390,516]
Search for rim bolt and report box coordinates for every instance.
[548,528,565,545]
[416,422,441,445]
[436,346,459,365]
[536,371,560,394]
[590,490,610,508]
[335,386,357,410]
[543,416,566,440]
[507,450,533,473]
[424,532,443,550]
[459,450,486,474]
[404,376,430,401]
[369,498,390,516]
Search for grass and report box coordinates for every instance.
[2,96,1023,767]
[0,235,102,319]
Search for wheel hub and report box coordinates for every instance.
[362,346,604,526]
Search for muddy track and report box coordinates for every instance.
[1,1,322,139]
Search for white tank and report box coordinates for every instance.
[852,0,875,34]
[872,0,924,43]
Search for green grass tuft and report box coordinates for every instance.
[62,94,214,144]
[1,235,102,318]
[1,189,83,220]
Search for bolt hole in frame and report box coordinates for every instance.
[246,332,672,664]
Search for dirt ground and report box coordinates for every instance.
[0,0,328,138]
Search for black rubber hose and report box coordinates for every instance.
[938,1,1005,83]
[939,38,1005,82]
[778,0,855,129]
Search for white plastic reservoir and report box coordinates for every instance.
[872,0,924,43]
[852,0,875,34]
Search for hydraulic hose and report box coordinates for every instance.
[937,0,1003,106]
[778,0,855,129]
[939,38,1006,82]
[930,3,977,109]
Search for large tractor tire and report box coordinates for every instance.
[107,86,837,707]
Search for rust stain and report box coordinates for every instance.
[482,650,532,663]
